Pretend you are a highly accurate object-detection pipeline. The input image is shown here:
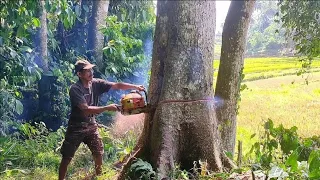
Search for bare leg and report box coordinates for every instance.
[93,154,103,175]
[59,158,72,180]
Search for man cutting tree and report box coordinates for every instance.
[58,58,145,180]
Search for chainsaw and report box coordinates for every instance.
[116,90,217,115]
[117,90,152,115]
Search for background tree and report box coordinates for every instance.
[215,0,256,155]
[87,0,109,70]
[278,0,320,61]
[34,0,48,73]
[246,1,288,57]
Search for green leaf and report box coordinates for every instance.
[15,100,23,115]
[9,48,18,58]
[264,119,274,130]
[250,133,256,139]
[75,5,81,17]
[83,5,89,12]
[111,67,118,73]
[269,139,278,149]
[308,150,320,178]
[303,138,313,148]
[32,18,41,27]
[286,150,298,172]
[225,151,233,159]
[55,7,62,16]
[14,91,21,97]
[63,18,70,29]
[19,46,33,53]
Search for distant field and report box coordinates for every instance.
[214,57,320,81]
[237,72,320,154]
[213,57,320,154]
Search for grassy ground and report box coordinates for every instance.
[213,57,320,155]
[236,70,320,155]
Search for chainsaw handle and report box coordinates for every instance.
[142,89,148,105]
[130,89,148,105]
[115,104,122,112]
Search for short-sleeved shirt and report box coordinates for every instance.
[69,78,112,125]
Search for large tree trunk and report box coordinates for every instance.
[118,1,223,179]
[214,0,255,155]
[35,0,48,73]
[87,0,109,69]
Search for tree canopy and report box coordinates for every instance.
[278,0,320,60]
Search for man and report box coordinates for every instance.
[58,59,144,180]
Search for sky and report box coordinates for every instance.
[153,1,231,33]
[216,0,231,33]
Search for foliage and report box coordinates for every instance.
[47,60,77,124]
[0,123,139,179]
[247,119,320,179]
[45,0,78,30]
[99,128,138,162]
[0,0,42,86]
[101,0,155,82]
[246,1,289,57]
[278,0,320,61]
[0,122,65,173]
[127,158,156,180]
[109,0,156,24]
[45,0,81,53]
[1,0,43,130]
[101,16,145,80]
[0,89,23,135]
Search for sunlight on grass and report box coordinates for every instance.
[236,72,320,154]
[214,57,320,81]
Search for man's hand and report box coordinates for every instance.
[135,85,145,91]
[105,104,121,111]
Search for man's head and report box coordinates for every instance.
[75,59,95,81]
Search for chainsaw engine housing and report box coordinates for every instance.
[120,90,147,115]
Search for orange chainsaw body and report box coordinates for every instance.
[120,90,148,115]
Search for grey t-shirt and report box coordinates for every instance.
[69,78,112,124]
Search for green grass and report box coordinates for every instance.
[0,126,135,180]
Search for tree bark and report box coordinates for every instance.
[87,0,109,69]
[35,0,48,73]
[214,0,255,155]
[118,1,223,179]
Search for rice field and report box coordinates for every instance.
[214,57,320,154]
[214,57,320,81]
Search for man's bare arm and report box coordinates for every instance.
[78,103,119,116]
[110,82,145,91]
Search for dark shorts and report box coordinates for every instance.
[60,123,104,158]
